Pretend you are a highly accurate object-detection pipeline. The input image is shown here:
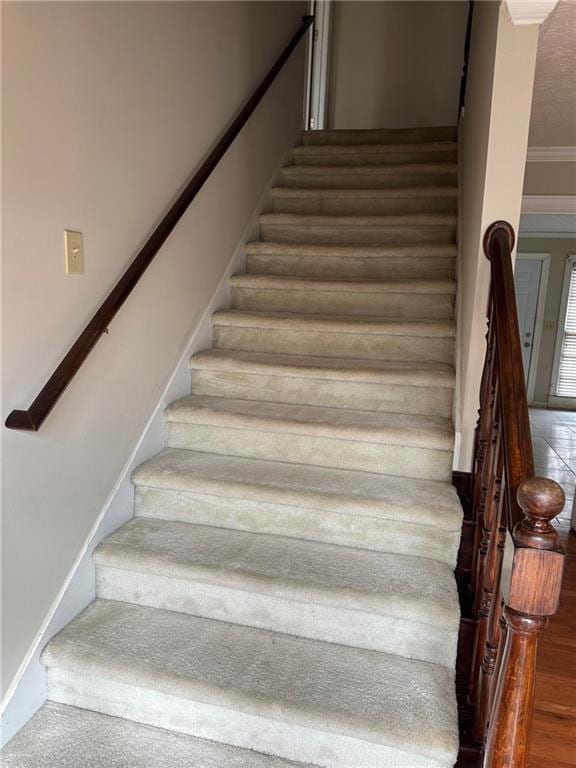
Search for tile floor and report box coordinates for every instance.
[530,408,576,535]
[529,408,576,768]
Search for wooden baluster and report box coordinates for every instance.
[469,424,503,705]
[471,314,497,596]
[475,522,506,741]
[471,300,495,512]
[474,376,502,614]
[485,477,565,768]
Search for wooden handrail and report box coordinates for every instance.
[5,15,314,432]
[458,0,475,122]
[467,221,565,767]
[483,221,534,527]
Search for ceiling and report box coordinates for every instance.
[528,0,576,147]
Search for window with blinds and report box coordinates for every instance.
[555,258,576,397]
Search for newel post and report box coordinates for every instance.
[485,477,565,768]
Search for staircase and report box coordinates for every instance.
[4,127,464,768]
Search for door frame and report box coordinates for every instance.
[550,253,576,406]
[305,0,333,130]
[515,252,551,404]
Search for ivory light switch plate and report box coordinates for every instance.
[65,230,84,274]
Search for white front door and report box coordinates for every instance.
[514,258,543,380]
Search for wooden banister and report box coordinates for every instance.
[5,15,314,432]
[467,221,565,767]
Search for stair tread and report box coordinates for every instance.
[2,702,307,768]
[231,273,456,294]
[190,349,455,386]
[293,141,458,156]
[213,309,456,336]
[132,448,462,531]
[246,240,457,257]
[282,162,458,175]
[271,185,458,199]
[43,600,459,765]
[164,395,453,450]
[95,518,459,629]
[259,212,457,226]
[300,127,457,146]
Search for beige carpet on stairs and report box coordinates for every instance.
[3,126,463,768]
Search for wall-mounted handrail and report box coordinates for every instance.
[458,0,475,122]
[467,221,565,768]
[5,15,314,432]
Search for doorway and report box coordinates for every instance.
[514,253,550,403]
[305,0,332,131]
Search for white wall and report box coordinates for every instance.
[328,0,468,129]
[1,0,307,700]
[456,1,541,470]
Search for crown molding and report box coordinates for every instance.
[522,195,576,214]
[505,0,558,25]
[527,146,576,162]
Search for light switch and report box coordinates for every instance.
[64,230,84,274]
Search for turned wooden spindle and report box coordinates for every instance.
[485,477,565,768]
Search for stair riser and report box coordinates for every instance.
[281,168,457,190]
[293,150,457,167]
[231,287,455,319]
[247,253,456,280]
[191,370,454,418]
[135,487,461,567]
[301,127,457,145]
[166,423,453,481]
[214,325,455,364]
[47,670,442,768]
[272,195,457,216]
[96,566,457,667]
[259,223,455,246]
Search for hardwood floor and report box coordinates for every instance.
[529,409,576,767]
[530,524,576,768]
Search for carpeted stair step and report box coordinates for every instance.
[189,349,456,417]
[230,274,456,319]
[271,186,458,216]
[212,310,455,364]
[258,213,456,246]
[280,163,458,189]
[95,518,460,666]
[164,396,454,481]
[1,702,310,768]
[42,600,459,768]
[292,141,458,167]
[246,241,457,279]
[300,126,457,146]
[132,448,463,566]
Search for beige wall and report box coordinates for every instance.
[518,237,576,404]
[524,162,576,195]
[328,1,468,129]
[456,1,541,470]
[1,0,307,697]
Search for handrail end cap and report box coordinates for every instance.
[5,410,38,431]
[483,220,516,260]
